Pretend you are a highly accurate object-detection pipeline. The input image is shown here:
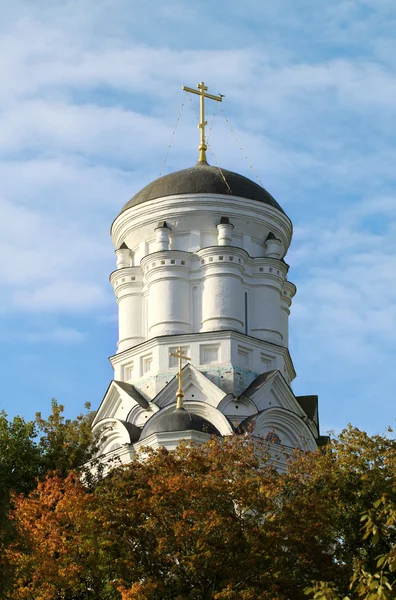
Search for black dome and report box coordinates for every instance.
[142,407,221,439]
[119,162,284,214]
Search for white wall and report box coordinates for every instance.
[110,191,296,386]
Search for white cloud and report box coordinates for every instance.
[0,197,113,313]
[291,195,396,373]
[25,327,85,343]
[13,280,110,313]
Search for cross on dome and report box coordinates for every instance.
[182,81,224,163]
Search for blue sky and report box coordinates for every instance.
[1,0,396,435]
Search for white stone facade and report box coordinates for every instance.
[111,192,295,378]
[92,169,326,469]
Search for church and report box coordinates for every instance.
[92,82,328,470]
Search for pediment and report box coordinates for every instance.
[93,380,157,426]
[240,369,306,418]
[153,364,227,409]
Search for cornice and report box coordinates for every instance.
[109,329,296,376]
[111,193,293,250]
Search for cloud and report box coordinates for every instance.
[0,197,113,314]
[25,327,85,343]
[291,194,396,372]
[13,280,110,313]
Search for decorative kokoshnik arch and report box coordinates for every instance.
[238,406,317,451]
[92,418,142,455]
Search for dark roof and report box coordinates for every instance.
[114,381,149,409]
[236,410,266,434]
[317,435,330,447]
[119,420,142,443]
[141,407,221,439]
[296,395,318,425]
[241,370,278,398]
[119,162,284,215]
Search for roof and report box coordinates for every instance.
[241,370,278,398]
[141,407,221,439]
[118,162,285,215]
[114,381,149,409]
[119,420,142,443]
[296,395,318,425]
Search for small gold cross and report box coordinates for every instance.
[169,346,191,409]
[182,81,224,163]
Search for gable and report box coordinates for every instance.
[93,380,156,426]
[241,369,306,418]
[153,364,227,409]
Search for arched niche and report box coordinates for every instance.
[218,394,258,425]
[240,407,317,451]
[92,418,142,455]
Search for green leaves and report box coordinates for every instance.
[2,421,396,599]
[35,398,97,477]
[0,401,97,599]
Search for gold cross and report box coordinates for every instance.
[182,81,224,163]
[169,346,191,409]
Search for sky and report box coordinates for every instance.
[1,0,396,436]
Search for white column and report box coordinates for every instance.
[265,233,282,259]
[115,243,131,269]
[279,281,296,348]
[251,281,282,344]
[199,248,244,333]
[110,268,144,353]
[143,252,191,338]
[155,222,171,251]
[216,217,234,246]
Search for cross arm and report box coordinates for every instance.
[182,86,223,102]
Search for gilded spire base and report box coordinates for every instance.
[176,391,184,410]
[198,143,208,163]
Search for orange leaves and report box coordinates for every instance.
[6,473,97,599]
[4,429,396,599]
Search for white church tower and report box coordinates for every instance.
[92,82,328,469]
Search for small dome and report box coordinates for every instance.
[141,407,221,439]
[119,162,284,215]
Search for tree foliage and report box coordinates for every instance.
[2,426,396,599]
[0,400,97,598]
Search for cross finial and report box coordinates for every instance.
[169,346,191,410]
[182,81,224,163]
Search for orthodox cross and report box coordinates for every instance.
[169,346,191,409]
[182,81,224,163]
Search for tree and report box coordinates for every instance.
[0,412,42,595]
[0,400,97,599]
[306,496,396,599]
[296,427,396,599]
[0,399,96,513]
[0,413,41,522]
[3,426,396,599]
[35,398,97,477]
